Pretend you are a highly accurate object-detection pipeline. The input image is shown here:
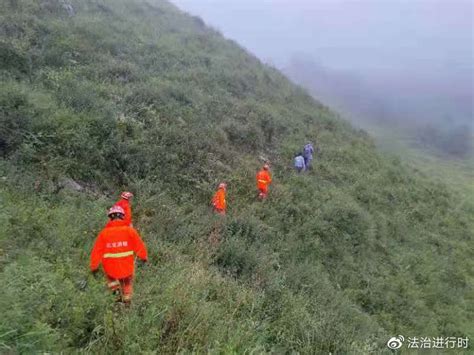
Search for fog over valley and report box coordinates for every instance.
[172,0,473,158]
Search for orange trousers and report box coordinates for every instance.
[258,185,268,199]
[106,275,133,302]
[214,207,226,215]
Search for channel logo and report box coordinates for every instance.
[387,335,405,349]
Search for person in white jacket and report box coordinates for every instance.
[294,152,306,173]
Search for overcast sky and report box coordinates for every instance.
[171,0,473,81]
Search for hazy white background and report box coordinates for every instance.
[171,0,473,155]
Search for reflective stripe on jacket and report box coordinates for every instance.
[90,220,147,279]
[212,188,226,211]
[256,170,272,189]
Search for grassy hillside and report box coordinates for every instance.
[1,0,473,353]
[363,122,474,199]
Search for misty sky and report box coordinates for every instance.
[171,0,473,81]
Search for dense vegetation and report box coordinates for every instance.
[1,0,472,352]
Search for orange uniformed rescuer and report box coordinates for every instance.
[212,182,227,215]
[256,164,272,199]
[111,191,134,226]
[90,205,148,304]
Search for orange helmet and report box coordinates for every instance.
[218,182,227,190]
[108,205,125,217]
[263,164,270,170]
[121,191,134,200]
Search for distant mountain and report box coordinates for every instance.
[284,55,473,157]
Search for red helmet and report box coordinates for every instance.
[121,191,134,200]
[263,164,270,170]
[218,182,227,190]
[108,205,125,217]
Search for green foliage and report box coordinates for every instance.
[0,0,472,353]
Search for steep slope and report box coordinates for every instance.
[1,0,473,353]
